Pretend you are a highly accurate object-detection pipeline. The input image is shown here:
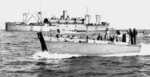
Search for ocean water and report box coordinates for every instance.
[0,31,150,77]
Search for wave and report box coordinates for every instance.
[31,51,81,60]
[103,43,150,57]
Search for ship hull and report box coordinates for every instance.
[5,23,108,32]
[45,41,141,56]
[5,24,50,31]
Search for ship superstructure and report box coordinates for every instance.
[5,10,109,31]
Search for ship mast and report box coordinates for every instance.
[85,7,90,31]
[22,0,43,25]
[38,0,43,24]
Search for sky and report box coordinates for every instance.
[0,0,150,29]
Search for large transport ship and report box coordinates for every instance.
[5,10,109,32]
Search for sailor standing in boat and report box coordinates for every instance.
[56,29,60,39]
[128,28,133,45]
[123,31,130,43]
[133,28,138,45]
[57,29,60,34]
[126,32,130,43]
[104,28,110,40]
[121,32,129,43]
[128,28,137,45]
[115,30,121,42]
[86,35,89,43]
[97,33,102,40]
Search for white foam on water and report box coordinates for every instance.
[32,51,81,60]
[102,53,139,57]
[103,43,150,57]
[139,43,150,56]
[0,50,9,54]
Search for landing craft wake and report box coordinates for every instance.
[32,32,80,60]
[103,43,150,57]
[139,43,150,55]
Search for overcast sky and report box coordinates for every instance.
[0,0,150,29]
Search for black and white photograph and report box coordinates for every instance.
[0,0,150,77]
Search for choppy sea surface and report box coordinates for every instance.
[0,31,150,77]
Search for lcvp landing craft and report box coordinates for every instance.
[32,31,142,60]
[5,10,109,32]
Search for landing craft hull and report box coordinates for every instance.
[45,41,141,56]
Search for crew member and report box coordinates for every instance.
[56,29,61,39]
[128,28,133,45]
[97,33,102,40]
[115,30,121,42]
[56,34,59,38]
[57,29,60,34]
[104,28,109,40]
[133,28,138,45]
[122,33,126,42]
[109,35,115,42]
[86,35,89,43]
